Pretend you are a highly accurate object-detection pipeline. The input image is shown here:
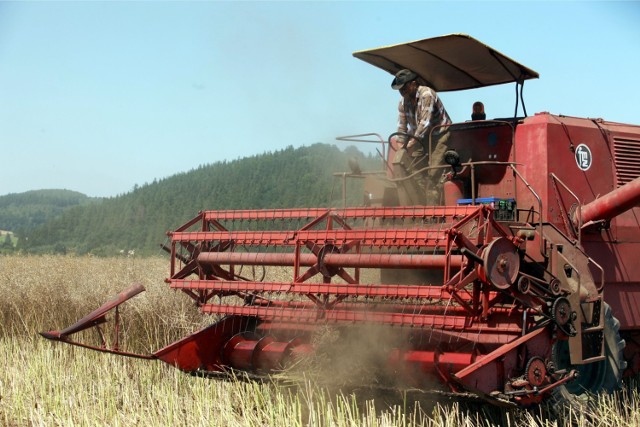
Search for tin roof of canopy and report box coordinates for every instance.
[353,33,539,92]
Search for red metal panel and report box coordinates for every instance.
[602,283,640,329]
[154,316,253,371]
[514,114,618,225]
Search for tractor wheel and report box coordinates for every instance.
[550,302,626,407]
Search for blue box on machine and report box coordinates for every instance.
[457,197,516,221]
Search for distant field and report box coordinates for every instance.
[0,255,638,426]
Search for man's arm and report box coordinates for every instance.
[396,99,408,146]
[413,87,437,141]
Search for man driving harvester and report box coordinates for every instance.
[392,69,452,204]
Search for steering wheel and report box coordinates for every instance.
[387,132,425,149]
[387,131,415,150]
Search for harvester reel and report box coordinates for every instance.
[480,237,520,290]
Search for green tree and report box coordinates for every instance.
[16,144,382,255]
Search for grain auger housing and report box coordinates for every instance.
[41,34,640,407]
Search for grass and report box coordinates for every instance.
[0,254,638,426]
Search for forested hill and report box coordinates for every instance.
[0,189,99,231]
[16,143,380,255]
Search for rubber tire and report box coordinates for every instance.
[551,302,626,407]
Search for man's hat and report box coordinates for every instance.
[391,69,417,90]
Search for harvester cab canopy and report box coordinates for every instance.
[354,34,539,119]
[353,33,539,92]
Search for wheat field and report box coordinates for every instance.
[0,254,638,426]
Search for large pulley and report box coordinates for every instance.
[479,237,520,290]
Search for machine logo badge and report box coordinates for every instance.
[575,144,592,171]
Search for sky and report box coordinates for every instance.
[1,1,639,198]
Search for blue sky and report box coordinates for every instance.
[1,1,638,198]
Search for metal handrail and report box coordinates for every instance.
[509,165,545,258]
[550,173,582,246]
[335,133,387,172]
[589,255,605,291]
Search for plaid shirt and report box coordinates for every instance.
[397,86,451,148]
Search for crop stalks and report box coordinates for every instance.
[1,254,638,426]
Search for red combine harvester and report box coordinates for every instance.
[42,34,640,406]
